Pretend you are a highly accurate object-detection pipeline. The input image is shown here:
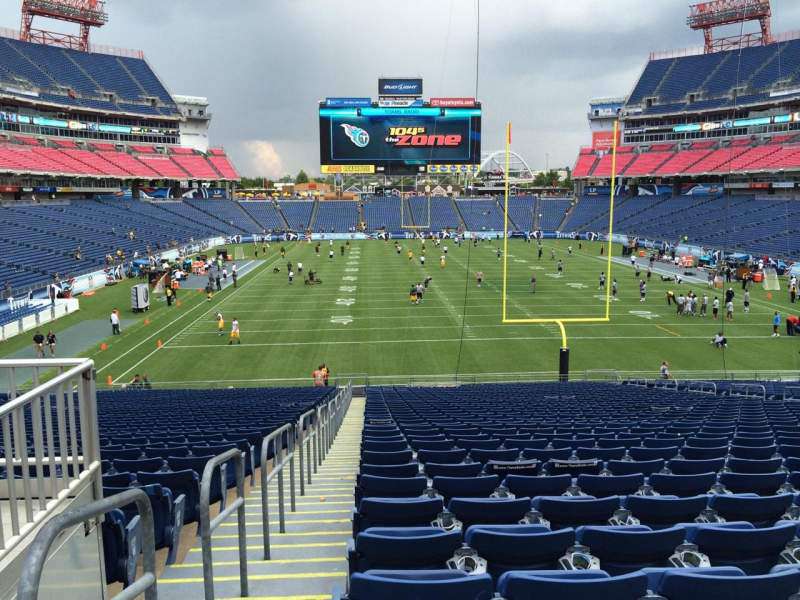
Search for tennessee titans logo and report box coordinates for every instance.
[341,124,370,148]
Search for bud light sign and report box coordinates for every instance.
[378,78,423,97]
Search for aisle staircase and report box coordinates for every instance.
[157,398,365,599]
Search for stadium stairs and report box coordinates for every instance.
[496,197,520,231]
[449,197,468,230]
[156,397,365,599]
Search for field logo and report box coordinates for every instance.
[341,124,370,148]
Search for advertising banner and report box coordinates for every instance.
[378,78,423,96]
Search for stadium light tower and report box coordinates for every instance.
[688,0,772,53]
[20,0,108,52]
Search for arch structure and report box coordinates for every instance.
[480,150,535,183]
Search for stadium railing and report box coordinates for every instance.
[17,488,157,600]
[199,448,248,600]
[0,358,100,566]
[259,382,352,560]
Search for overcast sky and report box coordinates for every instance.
[4,0,800,178]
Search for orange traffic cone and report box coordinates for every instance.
[176,300,182,307]
[100,342,108,351]
[143,318,150,325]
[157,339,163,348]
[106,375,113,386]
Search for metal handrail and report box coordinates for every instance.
[17,488,157,600]
[784,386,800,401]
[260,422,294,559]
[729,383,767,401]
[0,358,100,562]
[296,407,316,495]
[199,448,248,600]
[260,382,353,561]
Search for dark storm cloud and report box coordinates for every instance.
[3,0,799,176]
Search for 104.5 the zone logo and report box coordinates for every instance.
[385,126,462,147]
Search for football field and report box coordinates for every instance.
[2,239,798,387]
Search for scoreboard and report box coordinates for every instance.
[319,103,481,176]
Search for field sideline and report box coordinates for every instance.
[1,239,798,387]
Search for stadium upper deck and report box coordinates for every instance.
[574,35,800,182]
[0,34,238,184]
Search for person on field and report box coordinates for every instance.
[312,365,325,387]
[476,271,484,288]
[216,312,224,336]
[659,361,672,379]
[110,309,121,335]
[712,296,720,320]
[772,311,782,337]
[712,332,728,348]
[229,318,241,345]
[33,330,45,358]
[46,330,56,356]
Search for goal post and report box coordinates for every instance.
[500,120,618,325]
[234,246,245,260]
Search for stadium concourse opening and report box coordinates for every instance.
[2,0,800,599]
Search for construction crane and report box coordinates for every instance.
[688,0,772,53]
[20,0,108,52]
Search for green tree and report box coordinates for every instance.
[296,169,309,184]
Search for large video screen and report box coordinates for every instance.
[319,106,481,175]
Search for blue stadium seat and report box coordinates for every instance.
[355,475,428,504]
[727,457,784,474]
[424,462,484,478]
[719,472,788,496]
[136,470,202,524]
[497,569,649,600]
[651,567,800,600]
[682,445,730,460]
[649,472,717,497]
[353,497,443,535]
[416,449,467,464]
[344,569,494,600]
[624,495,708,529]
[348,528,462,573]
[606,459,665,477]
[101,508,140,587]
[576,474,644,497]
[112,457,165,473]
[432,476,500,502]
[707,493,793,527]
[532,496,621,530]
[447,497,532,531]
[360,463,421,478]
[361,450,415,465]
[469,449,519,464]
[630,446,680,461]
[362,440,410,453]
[669,457,726,475]
[504,474,571,497]
[103,483,184,564]
[686,521,797,574]
[575,525,687,575]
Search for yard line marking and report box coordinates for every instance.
[656,324,681,337]
[161,333,791,349]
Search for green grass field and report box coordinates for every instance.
[2,239,798,387]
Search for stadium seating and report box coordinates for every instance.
[0,37,177,115]
[0,137,238,181]
[627,39,800,116]
[340,381,800,596]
